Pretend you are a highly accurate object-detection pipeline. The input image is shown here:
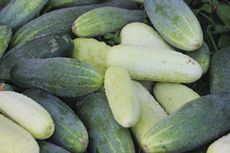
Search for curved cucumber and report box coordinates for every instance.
[39,141,70,153]
[144,0,203,51]
[107,45,202,83]
[207,133,230,153]
[24,89,88,153]
[0,25,12,58]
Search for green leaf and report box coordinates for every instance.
[216,3,230,25]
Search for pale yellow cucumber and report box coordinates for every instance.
[207,133,230,153]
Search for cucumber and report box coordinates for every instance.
[24,89,88,153]
[0,114,39,153]
[131,81,168,150]
[0,0,11,10]
[120,22,170,49]
[107,45,202,83]
[0,33,73,81]
[0,25,12,58]
[39,141,70,153]
[0,91,54,139]
[141,93,230,153]
[11,58,103,97]
[78,93,135,153]
[0,0,48,30]
[0,82,14,91]
[207,133,230,153]
[185,42,210,74]
[72,38,111,75]
[72,7,145,37]
[104,66,140,127]
[144,0,203,51]
[210,47,230,94]
[153,83,200,114]
[108,0,138,9]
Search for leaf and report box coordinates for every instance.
[216,3,230,25]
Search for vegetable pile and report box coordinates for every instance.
[0,0,229,153]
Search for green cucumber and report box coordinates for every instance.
[72,38,111,75]
[131,81,168,151]
[120,22,170,49]
[153,83,200,114]
[0,91,54,139]
[0,82,14,91]
[39,141,70,153]
[72,7,145,37]
[0,0,48,30]
[108,0,138,9]
[144,0,203,51]
[210,47,230,94]
[0,114,39,153]
[78,93,135,153]
[24,89,88,153]
[207,133,230,153]
[185,42,210,74]
[11,58,103,97]
[107,45,202,83]
[0,0,11,10]
[142,93,230,153]
[0,33,73,81]
[0,25,12,58]
[104,66,140,127]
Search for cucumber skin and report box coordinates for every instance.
[0,0,48,30]
[39,141,70,153]
[0,25,12,58]
[11,58,103,97]
[73,7,145,37]
[142,93,230,153]
[78,93,135,153]
[210,48,230,94]
[24,89,88,153]
[0,33,73,81]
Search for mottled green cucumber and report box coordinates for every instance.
[0,25,12,58]
[39,141,70,153]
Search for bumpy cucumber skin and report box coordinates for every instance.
[39,141,70,153]
[72,7,145,37]
[207,133,230,153]
[142,93,230,153]
[0,0,48,30]
[78,93,135,153]
[0,33,73,81]
[11,58,103,97]
[0,25,12,58]
[210,48,230,94]
[24,89,88,153]
[144,0,203,51]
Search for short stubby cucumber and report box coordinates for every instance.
[72,7,145,37]
[11,58,103,97]
[0,114,39,153]
[104,66,140,127]
[207,133,230,153]
[0,33,73,81]
[0,91,54,139]
[0,25,12,58]
[107,45,202,83]
[144,0,203,51]
[78,93,135,153]
[39,141,70,153]
[0,0,48,30]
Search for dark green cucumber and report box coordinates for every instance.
[0,0,48,30]
[38,141,70,153]
[78,93,135,153]
[0,33,73,81]
[210,48,230,94]
[11,58,103,97]
[24,89,88,153]
[0,82,14,91]
[142,93,230,153]
[0,25,12,58]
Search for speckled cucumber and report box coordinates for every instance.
[72,7,145,37]
[11,58,103,97]
[39,141,70,153]
[78,93,135,153]
[0,33,73,81]
[24,89,88,153]
[144,0,203,51]
[0,25,12,58]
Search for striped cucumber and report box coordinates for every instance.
[78,93,135,153]
[207,133,230,153]
[107,45,202,83]
[24,89,88,153]
[72,7,145,37]
[144,0,203,51]
[0,33,73,81]
[0,91,54,139]
[104,66,140,127]
[0,0,48,30]
[11,58,103,97]
[39,141,70,153]
[0,25,12,58]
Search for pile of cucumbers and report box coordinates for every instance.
[0,0,229,153]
